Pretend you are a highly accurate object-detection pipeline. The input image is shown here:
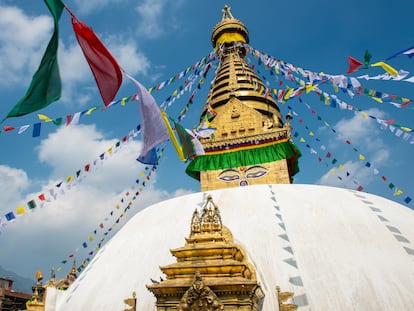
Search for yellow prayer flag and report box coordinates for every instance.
[394,189,403,196]
[140,172,145,177]
[400,126,412,132]
[329,169,335,175]
[372,97,383,103]
[38,114,52,122]
[371,61,398,77]
[121,97,128,106]
[107,147,113,154]
[85,106,97,115]
[338,165,344,170]
[305,84,318,94]
[67,176,73,183]
[361,112,369,119]
[299,137,306,142]
[333,84,339,93]
[324,96,330,105]
[284,87,294,100]
[116,204,120,209]
[172,90,178,96]
[160,110,185,161]
[16,205,26,215]
[88,236,93,241]
[324,121,330,127]
[359,154,365,160]
[309,131,314,136]
[57,267,62,272]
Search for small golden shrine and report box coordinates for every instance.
[147,195,264,310]
[186,5,300,191]
[26,261,78,311]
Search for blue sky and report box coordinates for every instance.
[0,0,413,280]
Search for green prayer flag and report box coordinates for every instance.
[6,0,64,118]
[27,200,37,210]
[363,50,372,69]
[172,119,196,160]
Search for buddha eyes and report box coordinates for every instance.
[218,165,268,182]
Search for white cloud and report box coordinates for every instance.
[0,124,193,277]
[105,37,150,76]
[0,5,52,87]
[136,0,166,38]
[333,108,387,150]
[0,165,29,205]
[317,108,391,188]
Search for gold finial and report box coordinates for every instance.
[222,5,234,19]
[50,266,55,283]
[211,6,249,48]
[35,270,43,286]
[123,291,137,311]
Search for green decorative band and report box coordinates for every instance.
[186,140,301,180]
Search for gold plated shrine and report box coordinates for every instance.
[147,195,264,310]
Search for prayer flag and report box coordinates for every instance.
[6,0,64,118]
[70,13,122,106]
[357,185,364,191]
[386,46,414,60]
[346,56,363,74]
[394,189,403,196]
[3,126,15,132]
[126,74,169,165]
[404,197,412,204]
[38,194,46,201]
[27,200,37,209]
[371,61,398,77]
[5,212,16,221]
[38,114,53,122]
[16,206,26,215]
[160,111,185,161]
[32,123,41,137]
[363,50,372,69]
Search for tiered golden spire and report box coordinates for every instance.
[186,6,300,191]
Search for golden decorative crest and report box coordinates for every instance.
[177,272,224,311]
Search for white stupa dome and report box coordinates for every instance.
[45,184,414,311]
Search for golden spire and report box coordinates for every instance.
[186,6,301,191]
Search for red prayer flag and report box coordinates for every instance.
[357,185,364,191]
[346,56,363,74]
[3,125,15,132]
[70,15,122,106]
[38,193,46,201]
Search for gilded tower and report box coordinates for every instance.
[186,5,300,191]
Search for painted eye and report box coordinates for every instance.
[246,170,267,179]
[218,174,240,182]
[245,165,268,179]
